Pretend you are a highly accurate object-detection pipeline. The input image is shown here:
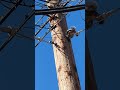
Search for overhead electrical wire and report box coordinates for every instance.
[0,1,11,9]
[0,0,23,25]
[94,8,120,27]
[35,15,55,36]
[17,33,52,44]
[0,10,34,52]
[35,8,120,47]
[1,0,34,7]
[0,30,51,44]
[0,0,85,50]
[35,4,85,15]
[35,0,84,47]
[35,0,72,36]
[35,12,67,47]
[17,33,51,45]
[35,15,44,25]
[1,0,118,51]
[35,1,47,7]
[96,8,120,19]
[78,0,84,4]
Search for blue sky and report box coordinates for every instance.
[35,0,85,90]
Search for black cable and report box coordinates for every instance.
[0,10,34,52]
[87,8,120,30]
[35,17,51,36]
[35,0,72,46]
[1,0,34,7]
[17,33,51,45]
[35,25,56,47]
[35,13,67,47]
[0,1,11,9]
[96,8,120,20]
[35,0,72,36]
[0,0,23,25]
[78,0,84,4]
[18,10,34,30]
[35,4,85,15]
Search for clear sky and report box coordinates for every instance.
[35,0,85,90]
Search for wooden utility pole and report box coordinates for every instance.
[47,0,81,90]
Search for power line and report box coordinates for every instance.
[0,28,51,44]
[1,0,34,7]
[0,10,34,52]
[35,1,85,47]
[0,0,23,25]
[0,1,11,9]
[35,13,67,47]
[95,8,120,26]
[86,8,120,30]
[17,33,52,45]
[35,15,55,36]
[35,0,72,36]
[35,26,53,47]
[96,8,120,19]
[35,15,44,25]
[35,4,85,15]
